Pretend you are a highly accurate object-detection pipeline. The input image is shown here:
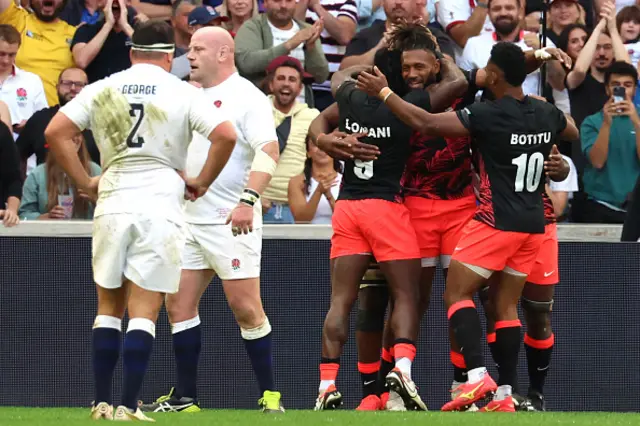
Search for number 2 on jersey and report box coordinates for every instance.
[354,159,374,180]
[512,152,544,192]
[126,103,145,148]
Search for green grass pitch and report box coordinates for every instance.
[1,408,640,425]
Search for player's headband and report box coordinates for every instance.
[131,43,175,53]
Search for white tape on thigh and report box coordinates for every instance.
[460,262,494,279]
[421,257,438,268]
[503,266,526,277]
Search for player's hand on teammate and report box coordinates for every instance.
[316,131,379,161]
[226,203,253,236]
[540,48,572,69]
[356,66,389,98]
[0,208,19,227]
[544,145,566,179]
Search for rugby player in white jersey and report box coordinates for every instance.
[139,27,282,413]
[43,21,237,422]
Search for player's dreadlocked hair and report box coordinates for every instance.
[385,21,439,55]
[373,48,408,97]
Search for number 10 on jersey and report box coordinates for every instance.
[512,152,544,192]
[354,159,374,180]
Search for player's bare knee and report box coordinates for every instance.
[231,300,265,330]
[96,286,127,318]
[165,292,199,324]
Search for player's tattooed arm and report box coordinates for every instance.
[425,57,468,112]
[357,66,470,137]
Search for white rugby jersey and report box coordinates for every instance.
[457,31,556,97]
[60,63,228,223]
[183,72,277,226]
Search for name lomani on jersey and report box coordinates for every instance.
[344,118,391,139]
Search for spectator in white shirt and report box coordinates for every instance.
[457,0,566,99]
[547,154,579,219]
[0,24,47,140]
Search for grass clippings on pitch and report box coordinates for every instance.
[1,408,640,426]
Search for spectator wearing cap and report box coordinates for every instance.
[0,0,76,107]
[262,56,319,224]
[188,4,228,31]
[220,0,258,36]
[0,24,47,143]
[71,0,137,83]
[235,0,328,106]
[546,0,584,46]
[16,67,99,171]
[294,0,358,111]
[340,0,454,70]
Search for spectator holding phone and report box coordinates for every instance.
[580,61,640,223]
[18,132,100,220]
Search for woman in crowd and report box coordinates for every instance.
[547,0,585,45]
[19,133,101,220]
[288,138,342,224]
[220,0,258,37]
[558,23,589,65]
[0,100,20,227]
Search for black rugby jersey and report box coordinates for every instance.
[456,96,567,234]
[336,81,431,202]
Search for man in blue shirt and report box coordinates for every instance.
[580,61,640,223]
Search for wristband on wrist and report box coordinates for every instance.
[379,87,393,103]
[240,188,260,207]
[534,48,552,60]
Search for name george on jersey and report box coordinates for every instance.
[510,132,552,145]
[121,84,157,95]
[345,118,391,139]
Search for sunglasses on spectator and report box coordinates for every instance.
[59,80,87,89]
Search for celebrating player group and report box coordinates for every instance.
[311,22,577,413]
[41,12,577,420]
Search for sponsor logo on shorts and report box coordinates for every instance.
[543,270,555,277]
[231,258,240,271]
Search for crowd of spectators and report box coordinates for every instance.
[0,0,639,231]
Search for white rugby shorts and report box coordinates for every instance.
[92,214,186,294]
[181,223,262,280]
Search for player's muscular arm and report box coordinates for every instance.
[356,66,469,137]
[246,141,280,195]
[447,3,488,48]
[546,184,569,218]
[426,58,468,112]
[197,121,238,188]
